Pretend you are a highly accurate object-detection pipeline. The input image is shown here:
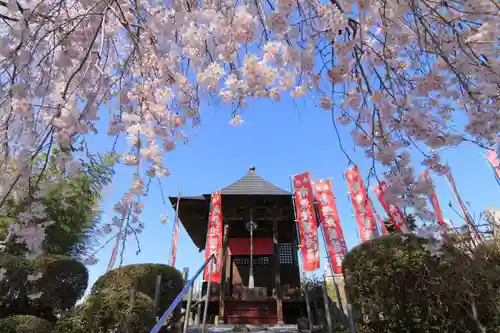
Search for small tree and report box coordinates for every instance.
[0,151,110,324]
[300,275,324,301]
[0,150,115,259]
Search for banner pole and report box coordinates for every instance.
[289,175,313,330]
[444,167,482,241]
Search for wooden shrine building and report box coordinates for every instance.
[169,167,306,325]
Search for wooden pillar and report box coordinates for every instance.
[218,222,230,324]
[272,219,284,325]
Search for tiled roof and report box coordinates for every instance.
[168,167,292,250]
[220,167,291,195]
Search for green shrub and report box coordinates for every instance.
[342,233,491,333]
[0,315,53,333]
[52,308,86,333]
[32,255,88,311]
[53,289,155,333]
[470,239,500,329]
[0,253,88,319]
[0,253,32,315]
[91,263,184,311]
[343,234,431,314]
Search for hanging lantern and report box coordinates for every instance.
[245,219,258,289]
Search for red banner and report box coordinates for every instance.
[169,218,180,267]
[420,170,446,227]
[293,172,320,272]
[169,193,181,267]
[203,190,223,282]
[374,181,409,233]
[313,179,348,274]
[345,165,379,242]
[486,150,500,180]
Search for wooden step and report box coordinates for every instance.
[227,316,278,325]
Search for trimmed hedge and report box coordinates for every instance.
[91,263,184,311]
[54,263,183,333]
[0,315,53,333]
[342,234,496,333]
[0,253,88,319]
[53,290,155,333]
[343,234,431,313]
[32,254,88,311]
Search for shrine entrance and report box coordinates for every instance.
[231,255,273,300]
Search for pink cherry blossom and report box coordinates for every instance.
[0,0,498,258]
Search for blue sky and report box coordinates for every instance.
[85,94,499,292]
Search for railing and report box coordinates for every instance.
[149,254,215,333]
[149,256,358,333]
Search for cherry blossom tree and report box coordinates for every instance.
[0,0,498,259]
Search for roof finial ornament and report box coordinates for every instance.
[249,166,256,172]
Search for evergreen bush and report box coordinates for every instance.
[0,253,87,320]
[91,263,184,311]
[342,233,498,333]
[53,289,155,333]
[0,315,53,333]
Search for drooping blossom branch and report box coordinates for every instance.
[0,0,497,258]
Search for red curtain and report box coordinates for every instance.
[229,238,273,255]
